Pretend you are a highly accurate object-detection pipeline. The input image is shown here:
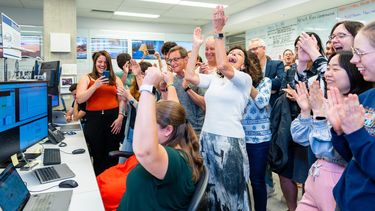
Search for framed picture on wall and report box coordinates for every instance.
[61,76,75,88]
[91,38,128,58]
[132,40,164,59]
[77,37,87,59]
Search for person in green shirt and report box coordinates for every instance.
[117,67,204,210]
[115,53,134,87]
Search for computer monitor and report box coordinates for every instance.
[0,81,48,164]
[39,61,60,107]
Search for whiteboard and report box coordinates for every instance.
[245,0,375,59]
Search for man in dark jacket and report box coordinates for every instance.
[249,38,285,106]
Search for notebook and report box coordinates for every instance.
[0,164,73,211]
[34,163,76,184]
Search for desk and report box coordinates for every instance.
[19,128,105,211]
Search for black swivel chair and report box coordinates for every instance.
[187,165,209,211]
[109,151,209,211]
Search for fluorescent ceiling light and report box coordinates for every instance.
[141,0,227,8]
[114,11,160,18]
[180,1,227,8]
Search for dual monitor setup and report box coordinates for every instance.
[0,61,61,167]
[0,62,84,210]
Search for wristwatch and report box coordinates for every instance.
[314,116,326,120]
[139,84,157,95]
[214,33,224,40]
[184,86,191,92]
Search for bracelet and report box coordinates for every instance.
[167,83,174,88]
[119,112,126,117]
[184,86,191,92]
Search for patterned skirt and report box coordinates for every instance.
[200,131,250,211]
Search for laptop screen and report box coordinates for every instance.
[0,164,30,211]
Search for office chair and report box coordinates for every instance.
[109,151,209,211]
[187,165,209,211]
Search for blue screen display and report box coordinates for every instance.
[0,81,48,163]
[0,164,30,211]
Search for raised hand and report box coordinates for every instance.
[143,66,163,87]
[193,27,204,47]
[292,81,311,117]
[162,69,174,85]
[212,5,227,33]
[309,81,325,117]
[338,94,365,134]
[326,87,344,134]
[154,51,161,59]
[130,59,142,76]
[122,61,130,74]
[297,32,321,61]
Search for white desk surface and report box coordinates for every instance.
[19,126,105,211]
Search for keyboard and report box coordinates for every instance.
[34,163,76,184]
[34,166,61,182]
[43,148,61,165]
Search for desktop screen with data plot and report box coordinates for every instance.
[0,81,48,163]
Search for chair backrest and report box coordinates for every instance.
[187,165,209,211]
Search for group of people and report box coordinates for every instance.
[66,5,375,211]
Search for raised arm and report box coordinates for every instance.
[162,70,179,103]
[120,61,129,85]
[213,6,234,79]
[184,27,203,86]
[133,67,169,179]
[130,59,144,87]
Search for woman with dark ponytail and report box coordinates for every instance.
[117,66,203,210]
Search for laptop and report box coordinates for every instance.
[0,164,73,211]
[52,111,67,125]
[34,163,76,184]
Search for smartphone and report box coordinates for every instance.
[147,49,155,55]
[103,70,110,78]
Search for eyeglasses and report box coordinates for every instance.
[249,46,264,52]
[166,56,185,65]
[329,33,351,40]
[351,46,375,59]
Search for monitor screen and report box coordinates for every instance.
[50,94,59,107]
[39,61,60,96]
[0,81,48,163]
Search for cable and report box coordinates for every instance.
[29,185,59,193]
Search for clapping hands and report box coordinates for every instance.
[326,88,365,135]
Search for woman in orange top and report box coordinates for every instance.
[77,50,125,175]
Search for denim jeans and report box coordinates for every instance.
[246,141,271,211]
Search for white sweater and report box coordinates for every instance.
[198,69,252,138]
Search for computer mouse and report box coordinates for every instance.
[66,131,76,135]
[72,148,86,154]
[58,142,67,147]
[58,179,78,188]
